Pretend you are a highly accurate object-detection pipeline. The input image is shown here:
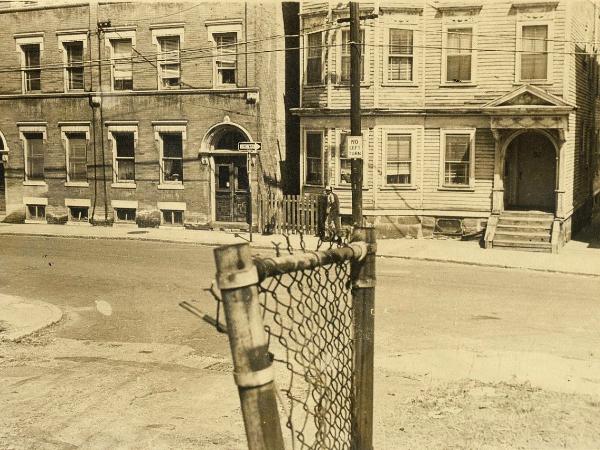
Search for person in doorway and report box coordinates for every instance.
[324,185,342,242]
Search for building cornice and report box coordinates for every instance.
[0,87,260,101]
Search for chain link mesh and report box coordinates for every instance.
[209,233,357,449]
[257,254,354,449]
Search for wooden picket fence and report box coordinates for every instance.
[261,193,324,235]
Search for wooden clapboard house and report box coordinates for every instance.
[294,0,600,252]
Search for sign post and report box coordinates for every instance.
[238,142,261,242]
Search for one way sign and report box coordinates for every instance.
[238,142,262,152]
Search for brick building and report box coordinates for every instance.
[295,0,600,252]
[0,1,298,229]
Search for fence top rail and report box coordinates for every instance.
[254,241,368,281]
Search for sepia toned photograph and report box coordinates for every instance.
[1,0,600,448]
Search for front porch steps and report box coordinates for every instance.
[490,210,554,253]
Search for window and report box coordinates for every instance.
[446,28,472,82]
[112,132,135,182]
[386,134,411,185]
[339,133,352,185]
[24,132,44,180]
[214,32,237,86]
[27,204,45,221]
[305,132,323,185]
[341,29,365,83]
[115,207,136,222]
[111,39,133,90]
[306,32,322,85]
[21,44,41,92]
[161,133,183,183]
[64,41,84,90]
[66,132,87,181]
[69,206,88,222]
[443,133,473,187]
[157,35,180,88]
[521,25,548,81]
[162,209,183,226]
[388,29,413,82]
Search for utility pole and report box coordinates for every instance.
[349,2,362,227]
[338,3,375,226]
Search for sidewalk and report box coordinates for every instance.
[1,220,600,277]
[0,294,63,341]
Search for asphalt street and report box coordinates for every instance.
[1,235,600,449]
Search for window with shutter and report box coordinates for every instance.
[521,25,548,80]
[339,133,352,185]
[64,41,84,90]
[214,32,237,86]
[341,29,365,83]
[21,44,41,92]
[306,32,322,85]
[113,132,135,182]
[305,132,323,185]
[25,132,44,180]
[111,39,133,90]
[388,29,413,82]
[446,28,472,82]
[67,132,87,181]
[161,133,183,183]
[444,134,471,186]
[158,36,180,88]
[386,134,411,185]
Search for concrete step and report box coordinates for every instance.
[492,239,552,252]
[494,230,551,243]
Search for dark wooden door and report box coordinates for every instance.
[215,157,249,222]
[516,140,555,212]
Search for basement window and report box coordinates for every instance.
[162,209,183,226]
[115,207,136,222]
[27,204,46,221]
[69,206,88,222]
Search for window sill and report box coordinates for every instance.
[158,183,184,190]
[159,224,184,229]
[304,84,327,88]
[437,186,475,192]
[65,89,85,93]
[66,221,91,226]
[65,181,89,187]
[214,84,238,89]
[25,219,46,224]
[381,82,419,88]
[380,186,417,191]
[439,82,477,88]
[333,83,371,88]
[113,221,137,227]
[111,182,137,189]
[23,180,47,186]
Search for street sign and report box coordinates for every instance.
[347,135,363,159]
[238,142,262,152]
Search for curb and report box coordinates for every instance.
[2,230,599,279]
[379,254,600,278]
[0,297,64,342]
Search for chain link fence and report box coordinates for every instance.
[211,229,375,450]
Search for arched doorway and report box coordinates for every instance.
[504,131,556,212]
[203,123,251,223]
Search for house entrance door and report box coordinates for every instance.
[504,132,556,212]
[215,156,249,223]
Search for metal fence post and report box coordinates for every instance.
[214,243,285,450]
[350,225,376,450]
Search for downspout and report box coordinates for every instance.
[89,2,99,222]
[97,28,108,221]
